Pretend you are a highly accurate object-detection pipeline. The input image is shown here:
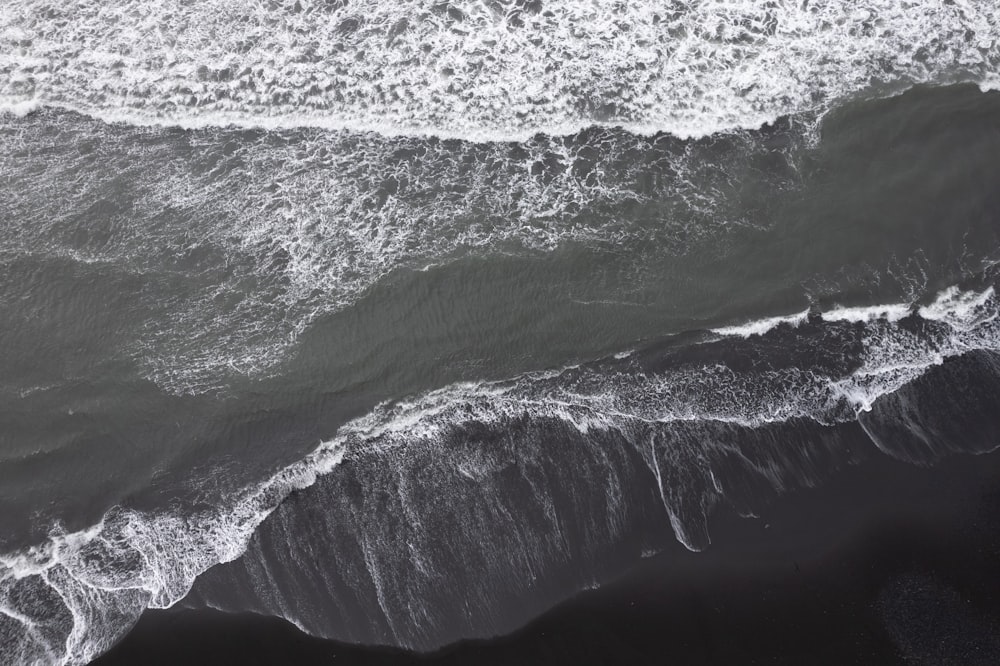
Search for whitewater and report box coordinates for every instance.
[1,0,998,139]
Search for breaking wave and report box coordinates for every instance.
[3,283,1000,663]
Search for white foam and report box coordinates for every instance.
[918,285,997,329]
[0,441,347,666]
[713,288,996,343]
[336,285,1000,439]
[0,97,37,117]
[2,0,998,139]
[820,303,912,323]
[712,309,810,338]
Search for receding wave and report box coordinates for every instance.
[3,284,1000,664]
[2,1,998,138]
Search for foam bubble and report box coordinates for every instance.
[0,98,37,117]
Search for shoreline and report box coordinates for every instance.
[95,445,1000,665]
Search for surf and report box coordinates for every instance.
[2,0,998,139]
[4,282,1000,664]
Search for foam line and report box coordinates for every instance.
[712,309,810,338]
[820,303,913,324]
[919,285,997,329]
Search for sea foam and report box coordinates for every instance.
[0,111,771,394]
[2,0,998,139]
[712,309,810,338]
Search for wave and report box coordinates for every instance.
[709,288,997,338]
[0,108,792,393]
[711,308,809,337]
[4,84,997,398]
[2,1,998,138]
[3,284,1000,663]
[0,438,348,665]
[919,285,997,328]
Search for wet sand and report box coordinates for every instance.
[96,445,1000,666]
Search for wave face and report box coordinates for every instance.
[2,1,999,137]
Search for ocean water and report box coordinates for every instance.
[3,1,1000,664]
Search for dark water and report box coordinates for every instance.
[3,2,1000,663]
